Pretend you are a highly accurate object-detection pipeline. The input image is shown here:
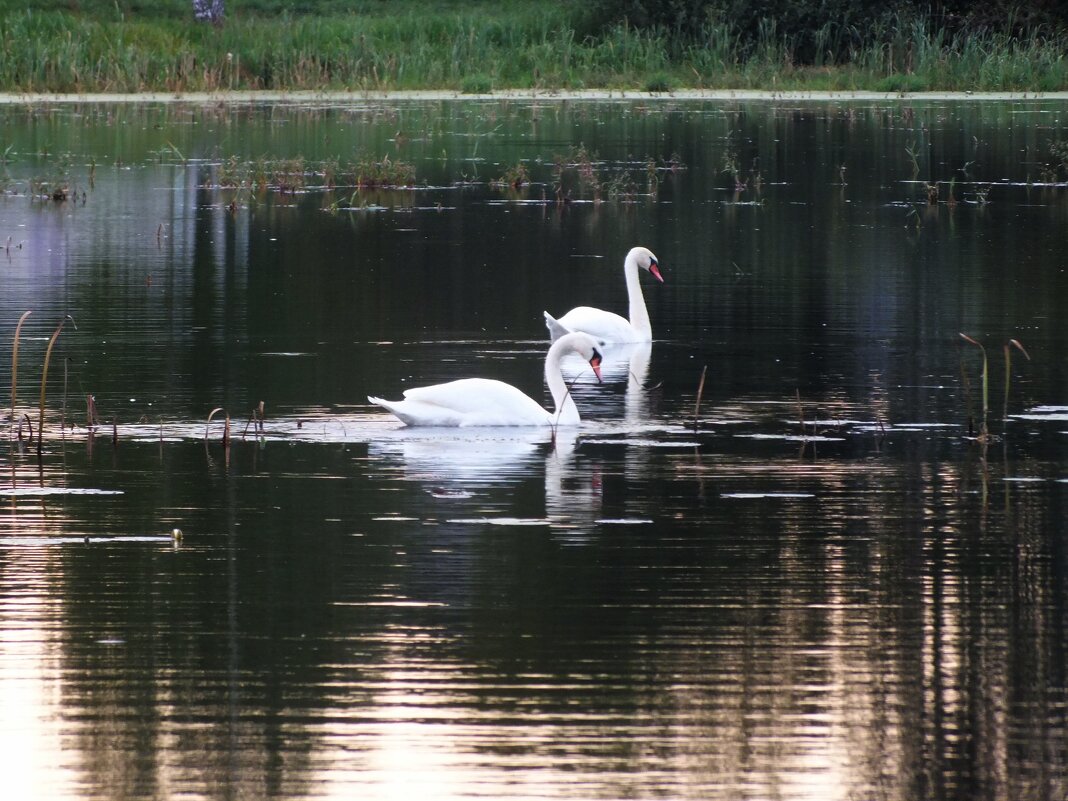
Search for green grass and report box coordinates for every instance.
[0,2,1066,92]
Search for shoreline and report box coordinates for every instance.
[1,89,1067,104]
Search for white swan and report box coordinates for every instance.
[368,332,604,427]
[543,246,663,345]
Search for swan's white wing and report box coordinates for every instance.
[371,378,551,426]
[553,306,644,344]
[402,378,538,411]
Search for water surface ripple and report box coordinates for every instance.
[1,98,1067,801]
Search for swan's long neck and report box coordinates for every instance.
[545,337,580,425]
[624,252,652,338]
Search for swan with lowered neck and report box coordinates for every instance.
[368,332,604,427]
[544,246,663,345]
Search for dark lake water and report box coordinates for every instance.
[1,97,1067,800]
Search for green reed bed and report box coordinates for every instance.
[846,16,1068,92]
[0,2,1066,92]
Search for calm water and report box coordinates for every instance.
[1,98,1068,800]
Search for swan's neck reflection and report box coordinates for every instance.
[622,341,652,425]
[544,432,602,533]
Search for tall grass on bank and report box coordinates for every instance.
[0,3,1066,92]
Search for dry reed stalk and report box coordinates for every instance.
[693,365,707,431]
[86,394,98,430]
[1002,339,1031,426]
[17,413,32,442]
[10,311,32,428]
[959,333,989,439]
[206,407,231,447]
[37,316,72,457]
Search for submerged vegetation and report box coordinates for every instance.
[200,146,684,208]
[214,153,418,194]
[0,0,1067,93]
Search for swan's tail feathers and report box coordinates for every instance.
[368,395,397,414]
[543,312,571,343]
[368,396,413,426]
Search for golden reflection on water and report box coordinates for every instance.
[0,546,78,799]
[2,403,1066,801]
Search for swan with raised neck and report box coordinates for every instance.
[544,246,663,345]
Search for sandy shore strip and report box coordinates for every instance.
[1,89,1067,104]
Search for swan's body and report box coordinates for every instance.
[368,332,603,427]
[544,246,663,345]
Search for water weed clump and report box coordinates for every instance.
[494,162,530,189]
[350,153,416,188]
[549,145,680,204]
[209,154,416,200]
[1040,140,1068,183]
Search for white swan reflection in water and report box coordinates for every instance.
[557,340,653,425]
[366,430,605,532]
[367,344,656,532]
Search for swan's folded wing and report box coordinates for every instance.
[399,378,550,426]
[552,307,634,345]
[402,378,518,408]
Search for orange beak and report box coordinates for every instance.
[650,260,664,283]
[590,353,603,382]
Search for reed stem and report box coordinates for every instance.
[206,407,231,447]
[1002,339,1031,427]
[693,365,707,432]
[959,333,988,439]
[38,316,73,457]
[10,311,32,430]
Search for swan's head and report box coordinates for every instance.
[630,246,664,283]
[560,332,604,383]
[589,348,603,382]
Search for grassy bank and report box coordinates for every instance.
[1,0,1067,93]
